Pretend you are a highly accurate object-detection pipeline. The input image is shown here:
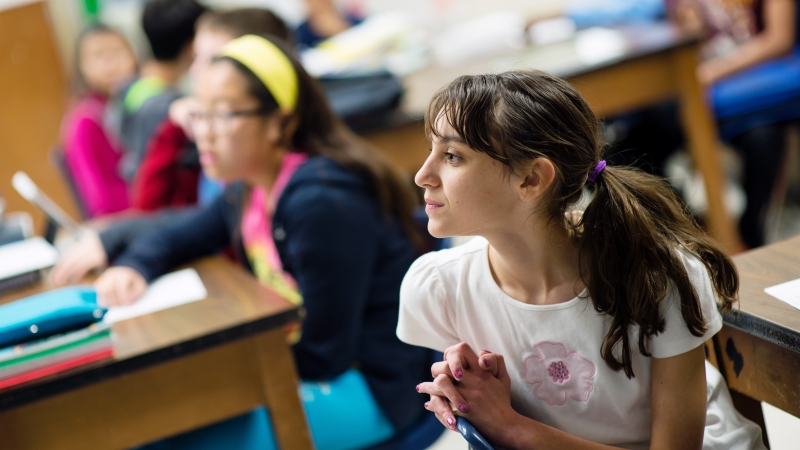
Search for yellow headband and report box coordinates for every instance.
[219,35,298,112]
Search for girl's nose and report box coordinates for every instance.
[415,152,440,189]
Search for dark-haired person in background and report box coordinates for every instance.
[50,8,296,287]
[106,0,206,184]
[93,34,429,448]
[130,8,292,211]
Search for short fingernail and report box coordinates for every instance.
[482,349,492,354]
[458,403,468,413]
[446,417,454,427]
[424,402,430,409]
[454,369,463,379]
[415,384,420,392]
[481,357,491,367]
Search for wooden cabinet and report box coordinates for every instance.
[0,1,78,232]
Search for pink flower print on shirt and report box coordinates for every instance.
[523,341,596,406]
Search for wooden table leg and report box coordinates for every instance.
[713,332,774,448]
[251,328,313,449]
[673,46,743,253]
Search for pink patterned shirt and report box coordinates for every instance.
[240,152,308,308]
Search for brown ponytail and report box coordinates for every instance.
[582,166,737,377]
[426,70,737,377]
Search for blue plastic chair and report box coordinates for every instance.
[456,417,495,450]
[707,5,800,141]
[712,46,800,141]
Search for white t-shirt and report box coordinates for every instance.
[397,237,764,450]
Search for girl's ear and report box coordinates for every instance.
[519,158,556,201]
[263,111,295,147]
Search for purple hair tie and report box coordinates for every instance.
[588,160,607,183]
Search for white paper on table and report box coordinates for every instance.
[574,27,627,65]
[103,268,208,323]
[764,278,800,311]
[0,237,58,280]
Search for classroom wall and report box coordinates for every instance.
[0,1,79,232]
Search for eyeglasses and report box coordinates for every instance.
[188,108,265,136]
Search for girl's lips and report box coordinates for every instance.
[199,152,217,166]
[425,198,444,211]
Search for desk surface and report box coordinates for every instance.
[399,21,696,119]
[0,257,303,412]
[728,236,800,353]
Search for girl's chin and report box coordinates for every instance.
[427,223,453,240]
[199,165,227,182]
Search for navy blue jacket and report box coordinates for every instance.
[115,156,429,431]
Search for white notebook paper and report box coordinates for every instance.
[764,278,800,311]
[103,268,208,323]
[0,237,58,280]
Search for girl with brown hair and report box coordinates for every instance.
[401,70,765,449]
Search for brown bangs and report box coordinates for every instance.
[424,74,513,166]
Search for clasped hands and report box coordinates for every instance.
[416,343,519,447]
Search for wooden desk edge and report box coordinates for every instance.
[721,309,800,354]
[0,306,303,412]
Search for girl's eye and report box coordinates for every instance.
[445,152,462,163]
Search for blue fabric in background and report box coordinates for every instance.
[302,369,395,450]
[565,0,665,29]
[295,14,363,49]
[196,171,223,207]
[712,46,800,140]
[136,407,278,450]
[136,369,394,450]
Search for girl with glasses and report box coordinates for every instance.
[94,34,429,448]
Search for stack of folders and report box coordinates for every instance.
[0,322,113,389]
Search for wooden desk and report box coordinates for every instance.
[715,235,800,421]
[364,22,741,251]
[0,258,312,450]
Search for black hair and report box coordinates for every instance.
[142,0,207,61]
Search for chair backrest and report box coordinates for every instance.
[456,417,495,450]
[48,146,88,221]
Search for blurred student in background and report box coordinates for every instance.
[78,34,429,447]
[670,0,798,248]
[49,6,350,286]
[672,0,798,85]
[107,0,206,184]
[130,8,292,211]
[295,0,363,48]
[559,0,798,248]
[60,26,137,218]
[50,8,294,287]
